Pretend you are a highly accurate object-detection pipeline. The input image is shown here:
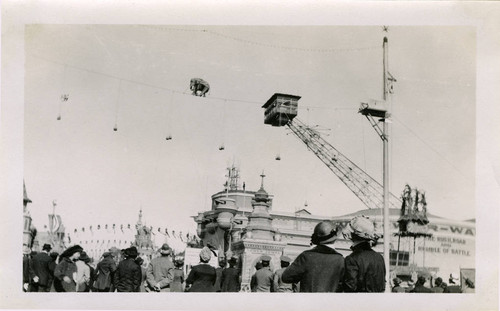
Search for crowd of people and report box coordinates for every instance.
[391,273,474,294]
[22,215,473,293]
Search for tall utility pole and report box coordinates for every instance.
[358,35,393,292]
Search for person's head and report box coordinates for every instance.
[228,256,238,267]
[311,221,339,246]
[434,277,443,287]
[79,251,91,263]
[393,277,402,286]
[449,273,459,285]
[465,278,475,289]
[124,246,138,259]
[344,215,379,245]
[42,243,52,252]
[416,276,426,286]
[109,247,121,261]
[135,256,144,266]
[159,243,172,257]
[440,282,448,289]
[174,256,184,268]
[102,251,112,259]
[61,245,83,261]
[261,255,271,267]
[49,251,59,262]
[280,255,291,268]
[255,261,263,270]
[218,258,226,268]
[199,247,212,263]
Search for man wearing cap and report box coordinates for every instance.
[282,220,345,292]
[31,243,53,292]
[444,273,462,293]
[146,243,174,292]
[114,247,142,292]
[273,255,295,293]
[343,216,385,292]
[251,255,274,292]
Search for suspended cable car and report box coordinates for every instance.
[165,135,172,141]
[219,144,225,151]
[57,94,69,121]
[113,125,118,132]
[190,78,210,97]
[275,154,281,161]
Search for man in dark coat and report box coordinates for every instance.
[31,244,54,292]
[282,220,345,292]
[93,251,117,292]
[185,247,216,292]
[213,258,225,292]
[251,255,274,292]
[53,245,83,292]
[22,245,35,292]
[113,247,142,292]
[221,256,241,292]
[343,216,386,292]
[48,252,59,292]
[410,276,432,293]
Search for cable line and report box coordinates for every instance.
[392,116,471,181]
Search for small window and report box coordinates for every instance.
[390,250,409,266]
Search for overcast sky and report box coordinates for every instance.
[24,25,476,234]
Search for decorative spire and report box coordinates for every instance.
[137,208,143,226]
[260,170,266,189]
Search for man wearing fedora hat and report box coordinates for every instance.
[282,220,345,292]
[114,247,142,292]
[146,243,174,292]
[31,243,53,292]
[343,216,385,292]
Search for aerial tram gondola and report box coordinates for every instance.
[57,94,69,121]
[190,78,210,97]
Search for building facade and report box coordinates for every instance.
[194,168,475,285]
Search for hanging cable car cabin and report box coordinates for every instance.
[263,93,300,127]
[190,78,210,97]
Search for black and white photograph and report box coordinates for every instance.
[2,1,499,311]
